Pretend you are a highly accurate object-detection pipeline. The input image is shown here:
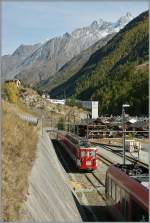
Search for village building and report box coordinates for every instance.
[5,79,21,88]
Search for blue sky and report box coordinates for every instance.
[2,1,148,55]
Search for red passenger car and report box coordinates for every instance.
[58,131,97,170]
[105,164,149,221]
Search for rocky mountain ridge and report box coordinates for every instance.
[37,33,116,94]
[1,43,41,81]
[2,12,133,85]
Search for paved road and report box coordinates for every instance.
[141,142,149,152]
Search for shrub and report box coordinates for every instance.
[57,117,65,130]
[3,83,19,103]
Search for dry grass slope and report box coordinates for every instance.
[2,101,37,221]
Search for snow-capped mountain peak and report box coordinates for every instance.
[2,12,134,84]
[97,18,104,26]
[40,38,50,44]
[114,12,133,30]
[126,12,133,18]
[90,20,99,29]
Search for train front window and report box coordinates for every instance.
[92,151,96,157]
[79,140,91,148]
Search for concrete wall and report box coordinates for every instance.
[21,129,82,221]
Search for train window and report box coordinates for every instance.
[79,140,90,147]
[121,190,129,219]
[132,200,148,221]
[112,181,116,201]
[116,185,121,202]
[92,151,96,157]
[105,176,108,196]
[108,178,112,197]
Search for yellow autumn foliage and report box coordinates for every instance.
[3,82,19,103]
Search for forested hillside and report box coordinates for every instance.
[75,11,149,115]
[52,11,148,115]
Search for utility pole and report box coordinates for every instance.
[73,113,75,134]
[87,114,89,139]
[68,115,70,132]
[122,104,130,165]
[42,115,44,136]
[87,124,88,139]
[122,107,126,166]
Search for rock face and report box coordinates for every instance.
[38,33,116,95]
[1,43,40,81]
[21,130,82,221]
[2,13,133,86]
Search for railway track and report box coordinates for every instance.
[51,138,108,221]
[97,153,113,166]
[92,142,149,169]
[50,133,148,222]
[84,172,106,200]
[52,139,106,192]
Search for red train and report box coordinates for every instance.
[57,131,97,170]
[105,164,149,221]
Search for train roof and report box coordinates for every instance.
[107,164,149,211]
[62,131,87,141]
[114,164,149,184]
[60,131,95,148]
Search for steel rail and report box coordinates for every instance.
[84,173,106,201]
[97,153,113,166]
[92,142,149,169]
[52,138,108,221]
[101,144,149,169]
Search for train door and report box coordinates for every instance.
[83,149,92,168]
[79,149,93,169]
[85,149,90,166]
[79,149,88,167]
[86,149,97,169]
[130,198,149,221]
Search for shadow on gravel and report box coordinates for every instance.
[72,192,110,222]
[51,139,84,173]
